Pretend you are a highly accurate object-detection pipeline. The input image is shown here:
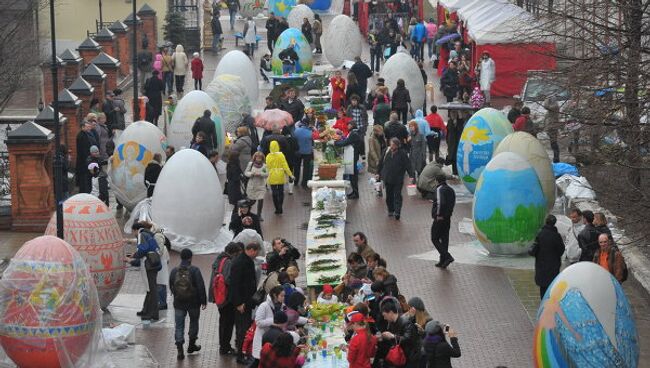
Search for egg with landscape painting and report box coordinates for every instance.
[151,149,225,254]
[494,131,555,209]
[108,120,167,210]
[323,15,362,68]
[268,0,296,17]
[214,50,259,106]
[240,0,265,17]
[45,194,125,309]
[168,90,225,155]
[206,74,252,134]
[457,108,513,193]
[271,28,313,75]
[0,236,99,368]
[533,262,638,368]
[472,152,546,255]
[381,52,425,112]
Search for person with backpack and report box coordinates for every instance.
[169,249,207,360]
[593,233,627,283]
[210,242,243,356]
[125,221,162,321]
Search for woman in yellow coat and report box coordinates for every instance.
[266,140,294,214]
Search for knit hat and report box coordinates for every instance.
[322,284,333,294]
[274,310,288,324]
[425,320,442,335]
[407,297,425,312]
[89,145,99,154]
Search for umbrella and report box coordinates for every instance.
[435,33,461,46]
[436,102,476,111]
[255,109,294,131]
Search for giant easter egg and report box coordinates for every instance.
[381,53,425,112]
[323,15,362,68]
[457,108,513,193]
[534,262,638,367]
[0,236,100,368]
[271,28,313,75]
[108,120,167,210]
[240,0,265,17]
[472,152,546,255]
[288,4,314,29]
[168,90,226,155]
[214,50,259,104]
[44,194,125,309]
[151,149,226,254]
[206,74,252,134]
[305,0,332,11]
[495,132,556,210]
[269,0,296,17]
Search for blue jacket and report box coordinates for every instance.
[293,124,314,155]
[411,23,426,42]
[414,110,432,137]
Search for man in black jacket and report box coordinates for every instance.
[334,121,363,199]
[431,174,456,268]
[229,199,263,238]
[266,237,300,272]
[260,127,288,156]
[529,215,565,299]
[384,113,409,145]
[349,56,372,103]
[578,210,600,262]
[279,87,305,124]
[144,153,163,198]
[441,61,459,102]
[380,300,421,367]
[377,138,415,220]
[265,13,277,52]
[228,242,260,364]
[209,242,242,356]
[191,110,218,151]
[169,249,207,360]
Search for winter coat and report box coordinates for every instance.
[279,98,305,123]
[422,335,461,368]
[144,76,164,118]
[578,223,600,262]
[153,54,163,78]
[172,45,188,75]
[330,76,347,110]
[432,182,455,219]
[389,315,421,365]
[241,114,260,148]
[192,116,218,150]
[144,161,162,197]
[212,14,223,36]
[529,224,566,288]
[373,102,391,126]
[227,252,257,308]
[350,61,372,93]
[417,161,444,193]
[191,58,204,80]
[381,274,400,297]
[231,136,254,172]
[564,222,585,263]
[112,97,127,130]
[243,20,257,44]
[226,161,244,205]
[441,68,459,99]
[391,86,411,109]
[169,260,207,310]
[266,246,300,273]
[244,162,268,200]
[252,294,284,358]
[285,307,308,331]
[301,22,313,43]
[384,121,409,144]
[266,141,293,185]
[75,130,97,177]
[348,329,377,368]
[410,22,426,42]
[333,117,351,136]
[94,123,111,160]
[229,211,263,238]
[593,246,626,282]
[409,131,427,173]
[335,129,363,169]
[378,148,414,185]
[317,292,339,304]
[293,125,314,155]
[346,83,366,102]
[346,104,369,131]
[367,135,386,174]
[261,133,288,156]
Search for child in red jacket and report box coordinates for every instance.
[191,52,204,90]
[347,312,377,368]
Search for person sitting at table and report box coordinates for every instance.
[317,284,339,305]
[278,44,299,75]
[285,292,309,331]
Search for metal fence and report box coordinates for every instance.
[0,123,17,207]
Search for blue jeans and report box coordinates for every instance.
[174,308,200,344]
[212,33,222,50]
[282,64,295,74]
[229,9,236,30]
[427,39,434,59]
[163,71,173,95]
[157,284,167,307]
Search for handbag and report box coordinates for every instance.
[385,343,407,367]
[250,272,275,306]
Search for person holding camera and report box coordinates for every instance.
[229,199,263,238]
[422,320,461,368]
[266,237,300,273]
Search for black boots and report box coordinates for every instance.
[176,343,185,360]
[188,339,202,354]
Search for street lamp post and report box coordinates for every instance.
[49,0,65,238]
[99,0,103,27]
[132,0,140,121]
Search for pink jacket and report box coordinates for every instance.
[426,23,437,39]
[153,54,163,79]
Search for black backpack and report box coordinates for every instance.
[141,231,162,272]
[173,266,197,302]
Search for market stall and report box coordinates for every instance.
[302,303,349,367]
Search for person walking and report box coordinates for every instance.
[243,17,257,57]
[226,151,245,215]
[529,215,566,299]
[593,234,626,283]
[212,9,223,52]
[441,61,459,103]
[161,47,174,95]
[209,242,242,356]
[431,174,456,268]
[377,138,415,220]
[350,56,372,103]
[266,13,277,52]
[313,14,323,53]
[301,17,313,44]
[191,52,204,90]
[292,119,314,188]
[334,121,363,199]
[478,51,496,104]
[391,79,411,125]
[408,121,427,176]
[228,242,261,365]
[425,105,446,162]
[227,0,240,30]
[384,112,409,145]
[94,113,111,159]
[425,18,437,61]
[111,88,127,135]
[230,126,254,172]
[245,152,269,218]
[169,249,207,360]
[266,140,294,214]
[191,109,218,151]
[368,30,383,74]
[172,44,189,95]
[543,95,561,163]
[367,125,387,179]
[144,70,165,125]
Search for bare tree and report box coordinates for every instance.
[513,0,650,243]
[0,0,45,114]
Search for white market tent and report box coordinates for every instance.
[437,0,477,12]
